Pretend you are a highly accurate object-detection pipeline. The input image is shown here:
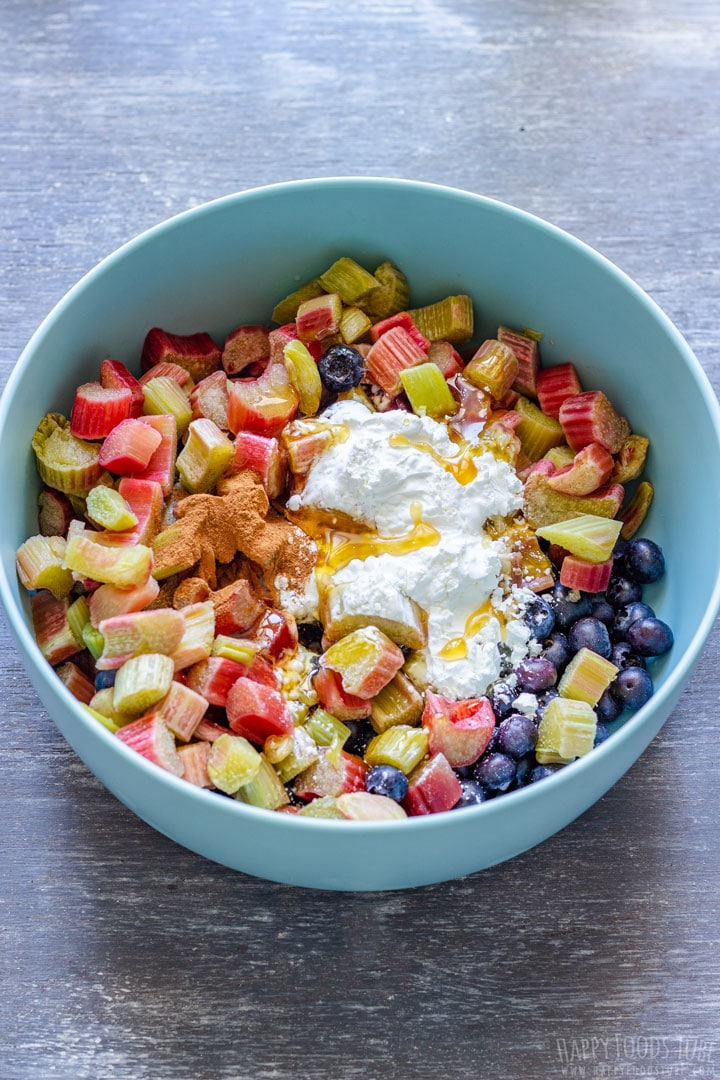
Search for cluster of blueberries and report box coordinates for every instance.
[362,536,673,809]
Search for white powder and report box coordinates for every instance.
[286,400,535,699]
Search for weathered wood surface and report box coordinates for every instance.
[1,1,719,1078]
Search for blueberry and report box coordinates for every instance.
[365,764,408,803]
[610,641,646,670]
[606,574,643,609]
[590,598,615,626]
[625,538,665,584]
[473,752,517,793]
[490,680,517,721]
[513,753,535,788]
[595,687,622,724]
[297,622,324,651]
[568,617,612,659]
[523,595,555,641]
[529,763,564,783]
[344,719,373,757]
[541,631,571,671]
[593,721,611,746]
[549,582,592,630]
[626,617,674,657]
[610,666,654,710]
[496,713,538,758]
[94,669,116,690]
[515,657,557,693]
[611,601,655,642]
[536,686,559,711]
[317,344,364,392]
[453,780,487,808]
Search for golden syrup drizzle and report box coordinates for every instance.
[387,432,481,486]
[437,598,507,661]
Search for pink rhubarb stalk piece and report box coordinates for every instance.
[226,362,299,437]
[141,327,221,382]
[497,327,541,397]
[226,676,293,745]
[294,749,367,800]
[546,442,614,496]
[112,478,165,545]
[31,592,80,665]
[56,661,96,704]
[139,361,194,393]
[70,382,133,440]
[189,371,230,431]
[559,391,630,454]
[97,608,186,669]
[295,293,342,342]
[154,680,208,742]
[222,325,270,375]
[560,554,614,593]
[422,692,496,767]
[364,325,427,397]
[177,741,212,786]
[116,714,183,776]
[427,340,464,379]
[186,656,250,707]
[254,608,298,661]
[313,666,372,720]
[134,414,178,495]
[89,576,160,627]
[536,362,582,418]
[38,488,74,537]
[232,431,286,499]
[212,579,263,635]
[98,418,163,475]
[403,752,463,816]
[369,311,430,352]
[100,359,145,417]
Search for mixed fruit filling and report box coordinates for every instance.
[16,255,673,820]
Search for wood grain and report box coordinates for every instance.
[1,1,719,1077]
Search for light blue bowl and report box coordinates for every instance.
[2,178,719,890]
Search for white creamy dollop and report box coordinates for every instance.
[286,400,535,699]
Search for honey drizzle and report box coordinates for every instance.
[388,432,481,486]
[436,597,506,661]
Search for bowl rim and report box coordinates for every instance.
[2,175,720,838]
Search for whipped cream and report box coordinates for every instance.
[285,400,535,699]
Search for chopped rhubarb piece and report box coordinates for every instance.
[63,533,153,588]
[176,418,234,494]
[227,361,299,437]
[100,359,145,417]
[558,648,619,707]
[222,325,270,375]
[212,579,263,635]
[242,653,279,689]
[464,339,519,400]
[16,534,73,598]
[154,680,208,741]
[546,442,614,496]
[283,339,323,416]
[536,362,582,418]
[37,487,74,537]
[254,607,298,660]
[232,431,286,499]
[112,477,164,545]
[226,676,293,744]
[336,792,407,820]
[369,311,430,352]
[364,325,427,397]
[523,472,624,528]
[321,626,404,698]
[142,376,192,437]
[98,418,163,475]
[186,655,250,706]
[113,653,175,715]
[536,513,622,563]
[177,741,212,787]
[116,714,183,775]
[321,580,427,650]
[89,576,161,627]
[536,697,597,763]
[207,733,262,793]
[141,327,221,382]
[365,725,429,774]
[281,418,337,475]
[313,666,371,720]
[32,413,104,495]
[295,292,343,342]
[268,324,299,364]
[193,718,230,742]
[189,370,230,431]
[619,480,654,539]
[234,753,290,809]
[294,749,367,800]
[70,382,133,440]
[422,691,496,767]
[139,362,194,392]
[560,554,614,592]
[403,753,462,816]
[408,295,474,344]
[170,601,215,671]
[97,608,186,669]
[134,414,178,495]
[370,672,424,734]
[497,326,541,397]
[513,396,565,462]
[426,340,464,379]
[611,433,650,483]
[318,256,379,306]
[559,390,630,454]
[56,661,96,704]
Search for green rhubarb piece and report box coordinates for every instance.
[143,377,192,437]
[400,362,458,419]
[283,339,322,415]
[86,485,138,531]
[81,621,105,660]
[83,704,121,734]
[339,306,372,345]
[363,261,410,319]
[113,653,174,715]
[514,396,565,462]
[63,534,153,588]
[536,697,597,764]
[15,534,73,598]
[463,340,519,400]
[234,753,290,810]
[212,635,258,664]
[67,595,91,648]
[558,647,619,707]
[318,257,379,306]
[543,445,576,469]
[296,795,345,819]
[370,672,423,734]
[536,514,623,563]
[305,708,351,748]
[89,687,134,729]
[32,413,103,494]
[365,724,429,775]
[275,726,319,784]
[620,481,654,540]
[407,295,474,344]
[176,418,233,494]
[272,279,325,325]
[208,733,262,795]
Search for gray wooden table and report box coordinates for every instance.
[2,2,719,1078]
